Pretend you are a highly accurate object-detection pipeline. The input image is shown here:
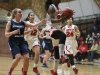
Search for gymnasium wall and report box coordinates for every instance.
[0,27,11,56]
[59,0,100,18]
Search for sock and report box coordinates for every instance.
[34,63,37,68]
[59,44,64,58]
[21,65,23,73]
[8,68,14,74]
[43,60,46,64]
[23,71,27,75]
[42,56,45,58]
[53,59,59,72]
[72,65,75,69]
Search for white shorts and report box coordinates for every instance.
[26,38,40,50]
[64,39,78,56]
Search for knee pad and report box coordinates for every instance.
[59,33,66,44]
[54,46,59,59]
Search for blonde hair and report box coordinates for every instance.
[11,8,20,19]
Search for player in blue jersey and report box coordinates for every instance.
[5,8,46,75]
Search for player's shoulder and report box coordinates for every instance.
[64,25,68,27]
[72,24,77,27]
[26,21,30,23]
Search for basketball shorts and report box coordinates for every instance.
[27,38,40,50]
[42,38,53,52]
[8,41,29,59]
[64,39,78,56]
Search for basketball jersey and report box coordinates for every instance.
[9,19,25,42]
[45,4,61,36]
[64,25,76,40]
[25,21,38,39]
[64,25,77,55]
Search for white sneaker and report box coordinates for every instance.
[88,62,93,65]
[90,62,93,64]
[81,59,84,62]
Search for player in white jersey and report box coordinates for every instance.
[24,12,40,75]
[45,0,72,75]
[62,18,80,74]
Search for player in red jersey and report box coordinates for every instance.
[62,18,80,74]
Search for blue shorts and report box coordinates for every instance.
[42,38,53,53]
[8,41,29,59]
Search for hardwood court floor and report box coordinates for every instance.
[0,56,100,75]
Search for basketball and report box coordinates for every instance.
[62,8,73,17]
[57,7,74,19]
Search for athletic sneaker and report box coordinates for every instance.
[50,69,58,75]
[39,56,43,63]
[33,67,40,75]
[67,62,70,68]
[59,56,66,64]
[6,72,11,75]
[42,63,48,68]
[73,68,78,74]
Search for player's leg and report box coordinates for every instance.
[21,41,30,75]
[51,30,66,60]
[32,45,40,75]
[50,38,59,75]
[22,52,29,75]
[7,42,22,75]
[67,42,78,74]
[42,50,51,67]
[41,38,52,68]
[68,55,78,74]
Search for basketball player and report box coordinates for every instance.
[45,0,72,75]
[39,28,53,68]
[5,8,46,75]
[62,18,80,74]
[24,12,41,75]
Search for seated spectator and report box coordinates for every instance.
[77,35,84,47]
[91,32,97,41]
[85,34,92,49]
[97,33,100,45]
[75,41,88,61]
[88,37,100,64]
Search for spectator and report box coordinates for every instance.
[97,33,100,45]
[91,18,97,33]
[75,41,88,61]
[95,18,100,33]
[85,34,92,49]
[77,35,84,47]
[91,32,97,41]
[88,37,100,64]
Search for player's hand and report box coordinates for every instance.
[12,29,20,34]
[41,19,47,24]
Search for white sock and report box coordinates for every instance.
[65,55,69,59]
[34,63,37,67]
[59,44,64,58]
[72,65,75,69]
[53,59,59,72]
